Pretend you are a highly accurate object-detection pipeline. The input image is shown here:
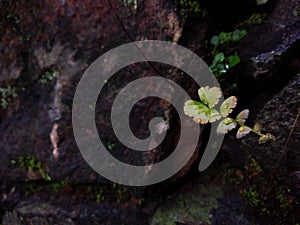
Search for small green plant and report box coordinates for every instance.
[275,185,293,209]
[96,188,105,203]
[39,70,58,83]
[122,0,137,10]
[209,29,247,78]
[18,156,51,181]
[238,13,266,27]
[243,187,261,207]
[184,86,275,143]
[48,180,69,192]
[225,156,298,223]
[108,142,115,150]
[246,156,263,175]
[174,0,207,19]
[0,84,18,109]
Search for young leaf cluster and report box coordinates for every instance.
[18,156,51,181]
[122,0,138,10]
[0,85,18,109]
[210,29,247,77]
[39,70,58,84]
[174,0,207,19]
[238,13,266,27]
[184,86,275,143]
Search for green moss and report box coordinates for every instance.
[238,13,266,27]
[0,85,18,109]
[174,0,207,19]
[242,187,261,207]
[48,180,69,192]
[95,187,105,203]
[85,183,131,203]
[18,156,51,181]
[225,156,298,223]
[246,156,263,174]
[151,185,223,225]
[39,70,58,83]
[274,184,294,210]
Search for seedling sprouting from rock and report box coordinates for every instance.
[210,29,247,78]
[184,86,276,143]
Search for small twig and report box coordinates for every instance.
[265,108,300,194]
[275,108,300,171]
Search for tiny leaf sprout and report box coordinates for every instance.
[0,85,18,109]
[122,0,138,11]
[39,70,58,83]
[184,86,276,143]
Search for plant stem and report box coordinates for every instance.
[233,119,264,137]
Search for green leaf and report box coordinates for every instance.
[239,29,247,39]
[1,98,8,109]
[198,86,222,108]
[219,32,229,43]
[210,35,219,46]
[43,173,52,181]
[227,55,240,68]
[232,29,247,41]
[232,29,241,41]
[184,100,209,117]
[217,63,227,73]
[217,118,237,134]
[228,83,238,91]
[214,53,225,63]
[220,96,238,117]
[195,108,221,124]
[236,126,251,139]
[222,117,235,125]
[206,109,221,122]
[236,109,249,124]
[253,121,262,132]
[258,133,276,144]
[209,64,218,72]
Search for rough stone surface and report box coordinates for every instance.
[211,189,252,225]
[2,194,149,225]
[150,184,251,225]
[151,185,223,225]
[0,0,189,186]
[1,0,300,224]
[0,1,200,222]
[238,0,300,80]
[231,0,300,109]
[242,74,300,195]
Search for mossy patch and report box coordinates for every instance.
[151,185,223,225]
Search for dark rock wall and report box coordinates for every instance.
[0,0,299,224]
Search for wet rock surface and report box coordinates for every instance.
[236,0,300,98]
[151,183,251,225]
[2,194,149,225]
[239,0,300,74]
[242,74,300,195]
[0,0,190,185]
[0,0,188,223]
[1,0,300,224]
[211,189,252,225]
